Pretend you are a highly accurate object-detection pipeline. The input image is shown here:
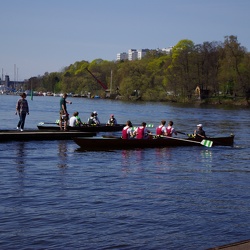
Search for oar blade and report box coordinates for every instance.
[201,139,213,147]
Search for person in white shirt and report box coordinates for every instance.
[69,112,83,127]
[69,112,77,127]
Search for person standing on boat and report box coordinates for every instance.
[59,93,72,131]
[166,121,177,137]
[16,92,29,131]
[194,124,206,138]
[107,114,117,126]
[156,120,167,136]
[122,120,133,139]
[134,122,151,139]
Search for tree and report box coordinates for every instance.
[167,39,196,99]
[219,35,248,98]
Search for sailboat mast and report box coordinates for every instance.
[110,70,112,95]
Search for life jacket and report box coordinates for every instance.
[122,126,129,139]
[166,127,172,137]
[136,126,145,139]
[88,117,95,125]
[156,125,164,135]
[109,118,116,126]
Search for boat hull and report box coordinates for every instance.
[37,124,125,132]
[0,130,96,142]
[188,134,234,146]
[73,135,234,150]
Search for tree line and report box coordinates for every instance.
[27,35,250,104]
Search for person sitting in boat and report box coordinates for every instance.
[107,114,117,126]
[93,111,100,125]
[156,120,167,136]
[88,111,100,126]
[134,122,151,139]
[69,112,84,127]
[194,124,206,138]
[122,120,134,139]
[166,121,177,137]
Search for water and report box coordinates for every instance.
[0,95,250,249]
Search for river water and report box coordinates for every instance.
[0,95,249,250]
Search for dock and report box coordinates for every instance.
[0,130,96,142]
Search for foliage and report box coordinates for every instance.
[29,35,250,104]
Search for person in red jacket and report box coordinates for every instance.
[156,120,167,136]
[122,120,133,139]
[134,122,151,139]
[166,121,177,137]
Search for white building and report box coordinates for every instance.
[137,49,149,59]
[128,49,138,61]
[116,52,128,61]
[116,47,173,61]
[161,46,173,54]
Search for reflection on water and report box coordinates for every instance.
[15,142,26,173]
[200,149,213,169]
[57,141,68,169]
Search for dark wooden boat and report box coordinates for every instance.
[37,123,125,132]
[0,130,96,142]
[73,134,234,150]
[188,134,235,146]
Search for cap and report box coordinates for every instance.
[197,124,202,127]
[110,114,114,117]
[93,111,97,115]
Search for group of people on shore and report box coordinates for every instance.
[15,92,206,139]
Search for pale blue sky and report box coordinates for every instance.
[1,0,250,80]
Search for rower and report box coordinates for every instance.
[122,120,134,139]
[194,124,206,138]
[107,114,117,126]
[156,120,167,136]
[134,122,151,139]
[69,112,84,127]
[88,111,100,125]
[166,121,177,137]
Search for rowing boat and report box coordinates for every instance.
[37,123,154,133]
[188,134,234,146]
[73,134,234,150]
[37,123,125,132]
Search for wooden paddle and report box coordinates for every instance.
[38,122,59,125]
[176,131,194,137]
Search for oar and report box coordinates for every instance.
[38,122,59,125]
[156,135,213,148]
[176,131,194,137]
[132,124,154,130]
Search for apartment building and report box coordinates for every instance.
[117,47,172,61]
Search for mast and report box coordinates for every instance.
[110,70,113,95]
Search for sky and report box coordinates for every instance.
[1,0,250,81]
